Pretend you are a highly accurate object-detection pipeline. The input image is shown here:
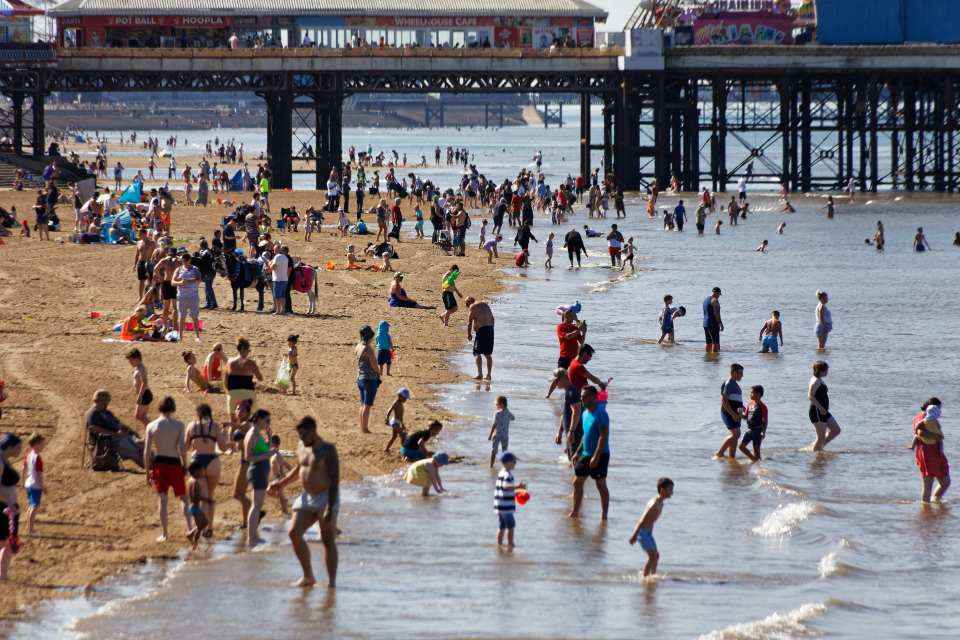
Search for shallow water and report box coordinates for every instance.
[13,194,960,638]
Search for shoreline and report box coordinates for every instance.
[0,188,506,621]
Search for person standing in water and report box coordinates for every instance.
[914,227,931,252]
[758,310,783,354]
[912,398,950,503]
[270,416,339,588]
[569,385,610,521]
[466,297,495,381]
[629,477,673,577]
[874,221,885,251]
[715,364,744,459]
[815,290,832,350]
[702,287,723,354]
[808,361,841,452]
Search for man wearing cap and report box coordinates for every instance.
[702,287,724,353]
[85,390,145,469]
[269,246,290,315]
[569,385,610,520]
[270,416,340,588]
[466,297,495,381]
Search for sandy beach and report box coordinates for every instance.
[0,189,504,620]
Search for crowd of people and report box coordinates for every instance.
[0,148,953,598]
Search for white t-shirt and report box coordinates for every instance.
[25,451,43,489]
[737,178,747,193]
[271,253,290,282]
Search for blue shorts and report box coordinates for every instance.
[815,322,832,337]
[721,410,742,430]
[272,280,289,299]
[637,528,657,552]
[498,512,516,530]
[761,335,779,353]
[376,349,392,365]
[400,446,426,461]
[188,503,202,516]
[741,429,764,448]
[26,488,43,508]
[357,378,380,407]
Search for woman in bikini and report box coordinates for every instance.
[225,337,262,421]
[186,403,228,534]
[243,409,272,545]
[126,348,152,426]
[231,399,254,533]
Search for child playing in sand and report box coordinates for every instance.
[384,387,411,453]
[403,452,449,496]
[545,232,554,269]
[346,244,365,270]
[183,350,221,393]
[19,219,29,238]
[488,396,515,468]
[621,237,635,273]
[338,209,349,237]
[629,477,674,577]
[267,434,291,515]
[657,295,686,345]
[375,320,393,376]
[186,460,212,547]
[739,385,768,462]
[24,432,46,534]
[494,452,524,547]
[286,335,299,395]
[483,235,501,263]
[478,219,487,249]
[126,348,152,425]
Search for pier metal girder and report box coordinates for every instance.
[342,71,621,95]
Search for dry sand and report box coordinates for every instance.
[0,189,506,621]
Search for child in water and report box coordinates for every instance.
[414,205,425,239]
[384,387,410,453]
[629,477,674,577]
[286,335,299,395]
[657,295,686,345]
[738,385,768,462]
[621,237,636,273]
[545,232,554,269]
[756,239,769,253]
[488,396,515,468]
[483,235,501,263]
[404,452,449,496]
[186,460,212,546]
[778,222,786,235]
[715,219,723,234]
[494,452,524,547]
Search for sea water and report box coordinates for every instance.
[10,192,960,638]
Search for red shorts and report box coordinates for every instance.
[152,461,186,497]
[608,247,621,257]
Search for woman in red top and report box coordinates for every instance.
[913,397,950,502]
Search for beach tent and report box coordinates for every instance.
[230,170,247,191]
[100,211,135,244]
[118,180,142,204]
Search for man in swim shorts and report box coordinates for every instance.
[270,416,339,588]
[466,297,495,381]
[143,396,189,542]
[133,229,156,300]
[758,310,783,354]
[716,363,744,458]
[153,247,179,328]
[702,287,723,353]
[569,385,610,520]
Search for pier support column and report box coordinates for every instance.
[800,79,811,192]
[682,80,699,193]
[946,80,957,193]
[10,93,23,156]
[712,77,728,192]
[31,90,44,159]
[315,94,343,190]
[868,81,879,193]
[778,81,792,191]
[579,92,591,179]
[615,74,641,191]
[602,97,613,177]
[904,83,916,192]
[264,92,293,190]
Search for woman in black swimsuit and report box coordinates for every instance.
[186,403,226,534]
[808,361,842,452]
[0,432,23,579]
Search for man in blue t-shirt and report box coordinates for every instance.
[674,200,686,232]
[569,385,610,520]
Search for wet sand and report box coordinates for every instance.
[0,189,503,620]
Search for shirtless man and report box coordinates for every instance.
[758,310,783,354]
[134,229,157,299]
[143,396,190,542]
[270,416,339,588]
[466,297,495,380]
[153,247,180,329]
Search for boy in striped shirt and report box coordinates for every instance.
[494,452,523,547]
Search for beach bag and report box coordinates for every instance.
[275,356,291,389]
[292,265,314,293]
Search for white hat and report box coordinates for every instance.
[398,387,411,399]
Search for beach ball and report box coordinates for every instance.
[515,489,530,505]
